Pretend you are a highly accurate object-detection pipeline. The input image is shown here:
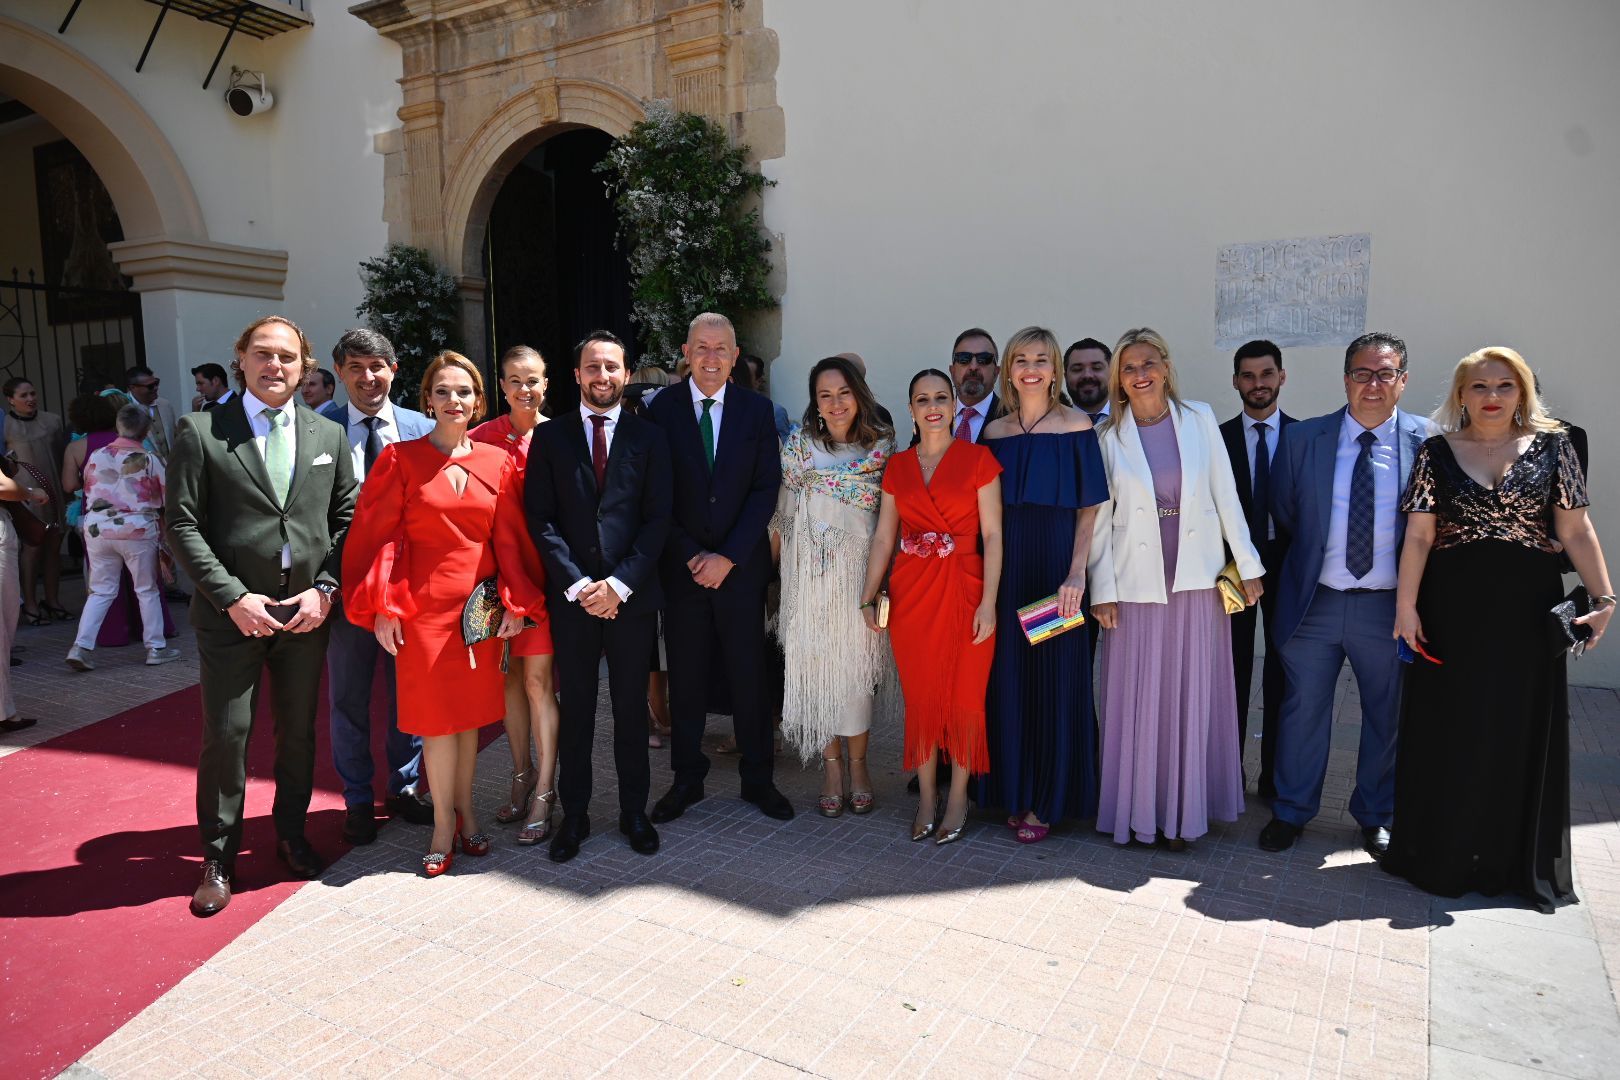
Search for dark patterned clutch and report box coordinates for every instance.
[1549,586,1593,658]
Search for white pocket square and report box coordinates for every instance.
[311,453,334,467]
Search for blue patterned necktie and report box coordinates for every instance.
[1250,422,1270,542]
[1346,429,1376,578]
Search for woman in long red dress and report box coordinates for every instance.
[470,345,561,843]
[861,368,1003,844]
[343,352,545,876]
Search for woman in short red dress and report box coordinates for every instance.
[343,352,546,876]
[862,368,1003,845]
[470,345,561,843]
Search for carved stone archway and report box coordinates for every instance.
[352,0,783,366]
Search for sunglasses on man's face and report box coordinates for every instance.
[952,351,997,367]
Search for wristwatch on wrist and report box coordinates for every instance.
[314,582,338,600]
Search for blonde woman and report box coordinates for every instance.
[976,327,1108,843]
[1088,328,1263,849]
[1386,347,1611,912]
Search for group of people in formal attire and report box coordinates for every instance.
[27,308,1600,919]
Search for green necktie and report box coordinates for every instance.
[699,397,716,469]
[263,407,291,506]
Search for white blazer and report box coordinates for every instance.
[1087,399,1263,605]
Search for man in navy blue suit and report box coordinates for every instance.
[1219,340,1295,799]
[647,312,791,822]
[325,328,437,844]
[1260,332,1434,859]
[527,330,672,861]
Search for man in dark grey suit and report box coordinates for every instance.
[324,329,437,845]
[167,316,357,916]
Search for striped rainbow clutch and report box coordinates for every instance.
[1017,594,1086,645]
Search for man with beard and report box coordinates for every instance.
[527,330,672,861]
[1220,339,1293,798]
[1063,338,1113,423]
[910,328,1001,448]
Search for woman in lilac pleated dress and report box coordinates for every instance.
[1087,328,1265,849]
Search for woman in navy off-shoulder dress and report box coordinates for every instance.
[976,328,1109,843]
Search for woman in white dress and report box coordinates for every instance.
[772,357,896,816]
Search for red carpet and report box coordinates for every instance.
[0,670,426,1079]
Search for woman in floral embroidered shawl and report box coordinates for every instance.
[771,357,896,817]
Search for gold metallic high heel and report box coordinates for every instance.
[848,757,875,815]
[493,767,536,824]
[514,789,555,845]
[935,816,968,846]
[818,755,845,818]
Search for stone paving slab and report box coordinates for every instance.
[5,579,1618,1078]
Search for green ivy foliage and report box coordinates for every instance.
[355,243,461,403]
[596,102,776,367]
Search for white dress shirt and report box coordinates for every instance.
[1244,409,1282,541]
[1084,401,1111,424]
[241,388,297,570]
[689,378,726,449]
[566,402,631,604]
[346,399,400,485]
[1319,410,1400,591]
[953,399,991,443]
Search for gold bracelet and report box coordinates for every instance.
[1595,594,1617,609]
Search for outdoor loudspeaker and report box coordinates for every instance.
[225,69,273,117]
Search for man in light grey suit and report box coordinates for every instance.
[1260,331,1435,860]
[326,328,437,844]
[125,366,177,460]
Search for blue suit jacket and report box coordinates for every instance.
[646,378,782,596]
[1267,406,1434,647]
[318,400,346,423]
[336,402,434,456]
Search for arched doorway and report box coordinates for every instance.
[481,128,634,412]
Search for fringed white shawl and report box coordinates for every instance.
[771,428,899,763]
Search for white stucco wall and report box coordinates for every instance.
[3,0,400,392]
[762,0,1620,685]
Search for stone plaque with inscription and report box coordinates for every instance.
[1215,234,1371,348]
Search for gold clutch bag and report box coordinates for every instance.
[1215,560,1247,616]
[876,592,891,629]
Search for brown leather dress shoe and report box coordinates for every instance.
[190,861,232,917]
[275,838,326,879]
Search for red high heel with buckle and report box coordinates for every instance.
[456,811,492,857]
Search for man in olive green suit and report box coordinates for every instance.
[166,315,358,917]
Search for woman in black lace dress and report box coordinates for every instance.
[1387,347,1613,912]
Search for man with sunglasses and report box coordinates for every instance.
[1260,332,1434,860]
[910,328,1001,449]
[125,366,176,461]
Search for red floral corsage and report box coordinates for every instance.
[899,531,956,558]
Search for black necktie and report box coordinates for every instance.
[590,414,608,490]
[362,415,382,474]
[1088,411,1104,425]
[1346,430,1377,579]
[1250,422,1270,542]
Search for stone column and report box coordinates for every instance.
[664,2,729,121]
[398,98,448,262]
[456,275,489,373]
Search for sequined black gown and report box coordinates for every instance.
[1384,432,1588,912]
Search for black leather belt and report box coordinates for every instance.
[1337,586,1392,594]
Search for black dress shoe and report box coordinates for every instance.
[385,791,435,826]
[1361,826,1391,860]
[0,717,36,732]
[276,838,326,879]
[1258,817,1302,852]
[190,860,232,917]
[619,811,660,855]
[549,814,591,863]
[740,783,795,821]
[342,806,378,845]
[650,782,705,824]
